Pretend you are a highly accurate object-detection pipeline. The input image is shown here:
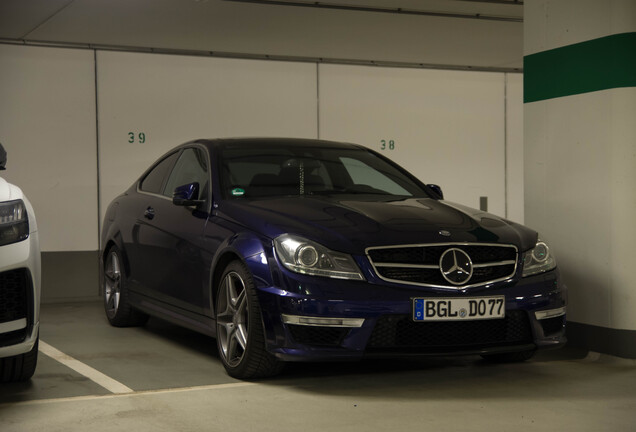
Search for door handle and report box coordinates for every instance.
[144,206,155,220]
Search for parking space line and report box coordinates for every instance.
[39,340,134,394]
[2,381,256,407]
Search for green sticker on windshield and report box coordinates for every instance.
[231,188,245,197]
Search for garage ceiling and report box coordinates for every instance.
[226,0,523,21]
[0,0,524,70]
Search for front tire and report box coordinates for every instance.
[103,246,149,327]
[215,260,282,379]
[0,334,38,383]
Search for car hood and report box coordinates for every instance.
[217,196,538,254]
[0,176,22,202]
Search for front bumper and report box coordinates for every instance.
[0,233,41,358]
[254,262,567,362]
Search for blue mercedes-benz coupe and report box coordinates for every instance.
[101,138,567,379]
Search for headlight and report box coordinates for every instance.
[522,239,556,277]
[0,199,29,246]
[274,234,365,281]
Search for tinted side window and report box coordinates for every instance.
[139,152,179,194]
[163,147,209,200]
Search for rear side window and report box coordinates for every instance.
[139,151,179,194]
[163,147,209,200]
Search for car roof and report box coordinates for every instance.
[191,137,365,151]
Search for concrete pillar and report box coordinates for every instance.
[524,0,636,357]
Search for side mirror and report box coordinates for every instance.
[0,143,6,170]
[426,184,444,200]
[173,182,204,206]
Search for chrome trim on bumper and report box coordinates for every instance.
[535,306,566,320]
[282,314,365,328]
[0,318,27,333]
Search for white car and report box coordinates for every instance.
[0,143,41,382]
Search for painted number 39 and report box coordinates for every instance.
[380,139,395,150]
[128,132,146,144]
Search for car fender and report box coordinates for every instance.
[100,230,130,278]
[211,232,273,284]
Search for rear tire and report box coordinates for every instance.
[103,246,149,327]
[0,334,38,383]
[215,260,283,379]
[481,349,536,363]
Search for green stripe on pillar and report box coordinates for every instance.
[524,32,636,103]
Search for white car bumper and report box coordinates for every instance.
[0,230,41,358]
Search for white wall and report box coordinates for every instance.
[0,44,98,252]
[318,64,520,220]
[524,0,636,332]
[505,73,524,224]
[526,87,636,331]
[0,43,524,264]
[524,0,636,55]
[97,51,318,220]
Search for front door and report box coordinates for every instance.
[133,146,211,314]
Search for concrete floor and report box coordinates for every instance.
[1,302,635,432]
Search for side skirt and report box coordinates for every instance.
[128,291,217,338]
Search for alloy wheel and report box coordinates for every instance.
[104,250,121,318]
[217,271,249,367]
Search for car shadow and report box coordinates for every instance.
[256,344,627,404]
[140,316,220,359]
[138,315,603,402]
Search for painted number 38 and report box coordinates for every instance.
[380,139,395,150]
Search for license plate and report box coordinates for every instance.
[413,296,505,321]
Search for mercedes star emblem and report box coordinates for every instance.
[439,248,473,285]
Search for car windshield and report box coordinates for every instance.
[219,144,430,199]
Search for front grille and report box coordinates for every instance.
[367,243,518,288]
[0,269,28,324]
[368,245,515,265]
[540,316,565,336]
[288,325,349,347]
[367,310,532,353]
[378,265,515,286]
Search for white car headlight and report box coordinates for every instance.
[274,234,365,281]
[522,239,556,277]
[0,199,29,246]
